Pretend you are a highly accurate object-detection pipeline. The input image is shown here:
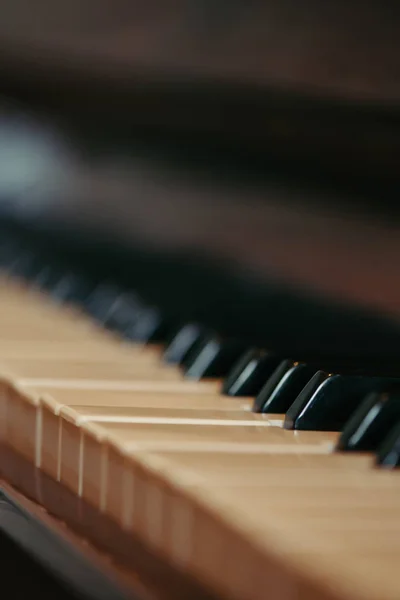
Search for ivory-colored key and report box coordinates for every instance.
[0,340,161,361]
[0,325,107,342]
[36,385,225,479]
[40,395,61,478]
[142,450,397,575]
[102,443,203,542]
[4,383,41,464]
[0,308,118,341]
[144,449,374,487]
[207,479,400,514]
[22,379,221,392]
[0,305,120,342]
[101,422,337,452]
[101,449,400,600]
[14,386,245,488]
[0,304,84,320]
[30,387,327,511]
[188,479,400,600]
[60,405,268,424]
[0,358,184,382]
[0,378,8,440]
[59,409,278,496]
[111,451,400,600]
[23,387,251,410]
[33,399,395,600]
[0,306,94,327]
[0,379,44,464]
[78,418,338,515]
[80,422,337,523]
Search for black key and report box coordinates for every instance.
[7,251,44,279]
[50,272,96,304]
[337,389,400,452]
[222,349,281,397]
[0,240,26,270]
[86,285,142,329]
[128,306,171,343]
[163,324,204,364]
[179,333,209,369]
[254,360,316,413]
[376,422,400,468]
[284,371,394,431]
[184,337,246,379]
[32,262,66,291]
[86,284,130,320]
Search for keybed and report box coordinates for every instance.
[0,277,399,600]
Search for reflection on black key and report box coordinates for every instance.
[4,249,95,304]
[8,252,44,280]
[337,389,400,452]
[32,263,64,291]
[180,334,208,369]
[0,239,20,269]
[163,324,204,364]
[50,272,95,304]
[184,337,246,379]
[284,371,394,431]
[128,306,170,343]
[86,285,142,329]
[376,422,400,468]
[222,349,281,397]
[254,360,316,413]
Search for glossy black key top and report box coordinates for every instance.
[254,360,316,413]
[32,262,67,292]
[179,333,210,369]
[128,306,171,343]
[7,251,44,279]
[222,349,281,397]
[50,272,96,304]
[376,422,400,468]
[0,239,27,270]
[86,284,129,320]
[337,389,400,452]
[284,371,394,431]
[163,324,205,364]
[86,285,142,329]
[184,336,246,379]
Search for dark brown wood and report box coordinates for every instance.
[0,1,399,180]
[0,0,399,105]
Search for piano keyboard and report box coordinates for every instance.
[1,257,400,600]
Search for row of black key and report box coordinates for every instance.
[2,236,400,468]
[167,325,400,466]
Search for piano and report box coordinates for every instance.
[0,2,399,599]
